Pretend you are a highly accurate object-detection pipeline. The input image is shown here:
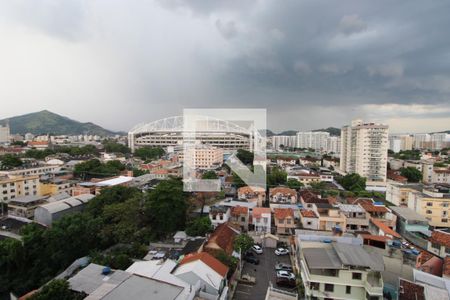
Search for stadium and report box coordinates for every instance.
[128,116,255,152]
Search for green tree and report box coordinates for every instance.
[236,149,254,166]
[214,251,236,276]
[24,149,56,160]
[185,217,212,236]
[134,147,165,161]
[102,140,130,154]
[338,173,366,192]
[29,279,84,300]
[202,170,218,180]
[0,154,23,169]
[400,167,422,183]
[287,178,303,189]
[267,167,287,186]
[233,233,254,253]
[144,179,187,239]
[74,159,125,179]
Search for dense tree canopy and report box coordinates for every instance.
[133,147,165,161]
[202,170,218,180]
[185,217,212,237]
[400,167,422,183]
[287,178,303,189]
[267,167,287,187]
[0,154,23,169]
[233,233,254,253]
[337,173,366,192]
[73,159,125,179]
[102,140,130,154]
[236,149,254,166]
[29,279,84,300]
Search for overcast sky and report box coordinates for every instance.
[1,0,450,133]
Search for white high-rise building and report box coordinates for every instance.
[326,136,341,154]
[340,119,389,186]
[389,134,414,153]
[296,131,329,151]
[430,133,450,150]
[414,133,431,149]
[0,124,10,144]
[272,135,297,150]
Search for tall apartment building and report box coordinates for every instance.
[1,175,40,202]
[326,136,341,154]
[340,119,389,186]
[430,133,450,150]
[0,124,10,144]
[389,134,413,153]
[414,133,431,149]
[296,131,330,151]
[272,135,297,150]
[183,145,223,170]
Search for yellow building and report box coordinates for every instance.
[39,179,75,196]
[0,175,40,202]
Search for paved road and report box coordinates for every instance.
[234,248,293,300]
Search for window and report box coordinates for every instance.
[427,202,433,206]
[431,242,440,249]
[346,286,351,294]
[287,219,292,224]
[442,219,448,223]
[310,282,319,291]
[241,217,245,222]
[324,284,334,292]
[352,272,362,280]
[446,247,450,254]
[307,221,312,225]
[426,210,432,214]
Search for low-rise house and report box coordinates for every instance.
[230,206,249,232]
[296,233,384,300]
[337,204,370,232]
[390,206,430,249]
[299,190,328,209]
[369,219,401,240]
[269,187,297,204]
[237,186,266,207]
[276,157,297,167]
[316,203,347,232]
[356,199,397,229]
[398,269,450,300]
[204,222,239,256]
[174,252,229,299]
[209,205,231,229]
[252,207,271,233]
[287,172,321,186]
[300,209,319,230]
[427,230,450,258]
[273,208,296,235]
[7,195,48,218]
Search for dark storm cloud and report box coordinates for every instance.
[1,0,450,132]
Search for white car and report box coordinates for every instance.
[275,248,289,256]
[276,270,295,280]
[252,245,263,254]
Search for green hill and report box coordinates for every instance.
[0,110,119,136]
[313,127,341,136]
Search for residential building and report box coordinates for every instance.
[369,219,401,240]
[183,145,224,170]
[272,135,297,150]
[0,175,40,201]
[390,206,430,249]
[414,133,431,150]
[275,157,297,167]
[389,134,414,153]
[387,183,450,228]
[323,157,339,170]
[273,208,296,235]
[296,131,330,151]
[427,230,450,258]
[204,223,238,256]
[287,170,321,186]
[300,209,319,230]
[398,270,450,300]
[237,186,266,207]
[269,187,297,204]
[296,233,384,300]
[0,124,10,144]
[316,203,347,232]
[173,252,229,299]
[340,119,389,187]
[34,194,95,226]
[337,204,370,232]
[0,165,61,177]
[354,199,397,229]
[430,133,450,150]
[39,178,75,196]
[326,136,341,154]
[7,195,48,218]
[230,206,249,232]
[209,205,231,229]
[252,207,271,233]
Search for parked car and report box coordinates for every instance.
[275,247,289,256]
[244,252,260,265]
[276,277,296,288]
[276,270,295,280]
[252,244,263,254]
[275,262,293,272]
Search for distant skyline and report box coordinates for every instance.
[1,1,450,133]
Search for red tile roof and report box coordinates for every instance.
[399,279,425,300]
[252,207,271,218]
[180,252,229,278]
[204,223,238,255]
[231,206,248,216]
[444,257,450,277]
[360,234,391,243]
[360,203,388,213]
[269,187,296,197]
[371,219,401,238]
[299,190,328,203]
[300,209,318,218]
[274,208,294,220]
[430,230,450,248]
[238,186,265,195]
